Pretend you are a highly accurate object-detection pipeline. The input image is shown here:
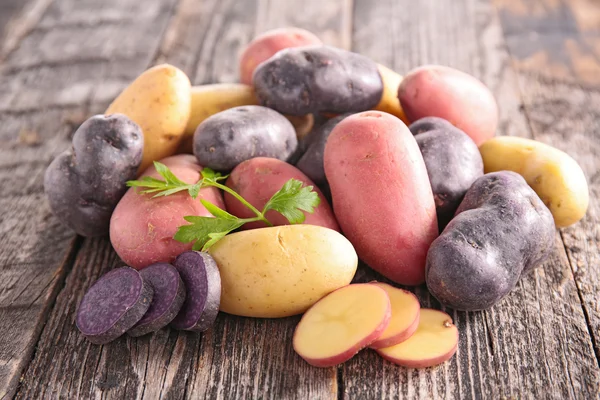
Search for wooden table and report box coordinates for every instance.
[1,0,599,398]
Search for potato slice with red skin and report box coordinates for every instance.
[368,282,420,349]
[376,309,458,368]
[293,284,391,367]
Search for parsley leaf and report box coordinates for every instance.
[174,215,245,251]
[263,179,321,224]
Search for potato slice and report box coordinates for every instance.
[376,309,458,368]
[293,284,391,367]
[368,282,420,349]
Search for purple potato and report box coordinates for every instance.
[193,105,297,172]
[253,45,383,116]
[408,116,454,135]
[127,263,186,337]
[76,267,153,344]
[44,114,143,237]
[171,251,221,332]
[426,172,555,311]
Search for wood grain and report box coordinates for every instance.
[345,0,600,398]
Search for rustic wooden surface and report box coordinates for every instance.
[0,0,598,398]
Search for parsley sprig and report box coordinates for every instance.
[127,162,321,251]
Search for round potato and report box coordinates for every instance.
[479,136,589,227]
[239,27,322,85]
[225,157,339,231]
[208,225,358,318]
[193,105,298,172]
[324,111,438,285]
[398,65,498,145]
[110,155,225,269]
[106,64,192,173]
[373,64,408,124]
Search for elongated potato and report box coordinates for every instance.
[324,111,438,285]
[398,65,498,145]
[374,65,408,124]
[110,155,224,269]
[106,64,192,172]
[479,136,589,227]
[208,225,358,318]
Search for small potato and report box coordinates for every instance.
[373,64,408,124]
[239,27,322,85]
[398,65,498,145]
[253,46,383,116]
[225,157,339,231]
[479,136,589,227]
[296,114,348,188]
[44,114,143,237]
[426,172,555,311]
[208,225,358,318]
[409,117,484,229]
[193,105,298,172]
[324,111,438,285]
[106,64,192,172]
[110,155,224,269]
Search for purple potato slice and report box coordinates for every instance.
[128,263,186,337]
[171,251,221,332]
[76,267,153,344]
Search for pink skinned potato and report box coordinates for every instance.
[239,27,322,85]
[225,157,339,231]
[324,111,438,285]
[110,155,225,270]
[397,65,498,146]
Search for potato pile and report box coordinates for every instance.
[44,27,589,369]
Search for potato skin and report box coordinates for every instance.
[426,172,555,311]
[193,105,298,172]
[239,27,322,85]
[324,111,438,285]
[225,157,339,231]
[44,114,143,237]
[479,136,589,227]
[106,64,192,172]
[295,114,348,188]
[374,64,408,124]
[253,45,383,116]
[398,65,498,145]
[109,155,225,270]
[208,225,358,318]
[409,117,483,229]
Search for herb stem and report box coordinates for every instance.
[209,181,273,227]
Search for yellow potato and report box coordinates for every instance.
[208,225,358,318]
[374,64,408,124]
[178,83,314,153]
[106,64,192,173]
[480,136,589,227]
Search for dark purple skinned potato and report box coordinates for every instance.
[426,172,555,311]
[408,117,484,230]
[171,251,221,332]
[128,263,186,337]
[76,267,153,344]
[253,45,383,116]
[193,105,297,172]
[295,114,349,188]
[44,114,143,237]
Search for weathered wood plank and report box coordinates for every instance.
[344,0,600,398]
[0,0,181,398]
[15,1,353,399]
[494,0,600,366]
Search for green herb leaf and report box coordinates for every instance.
[154,161,187,186]
[174,215,244,251]
[263,179,321,224]
[200,199,238,220]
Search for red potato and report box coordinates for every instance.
[239,27,322,85]
[368,283,420,349]
[324,111,438,285]
[376,309,458,368]
[225,157,339,231]
[293,284,391,367]
[398,65,498,145]
[110,155,225,270]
